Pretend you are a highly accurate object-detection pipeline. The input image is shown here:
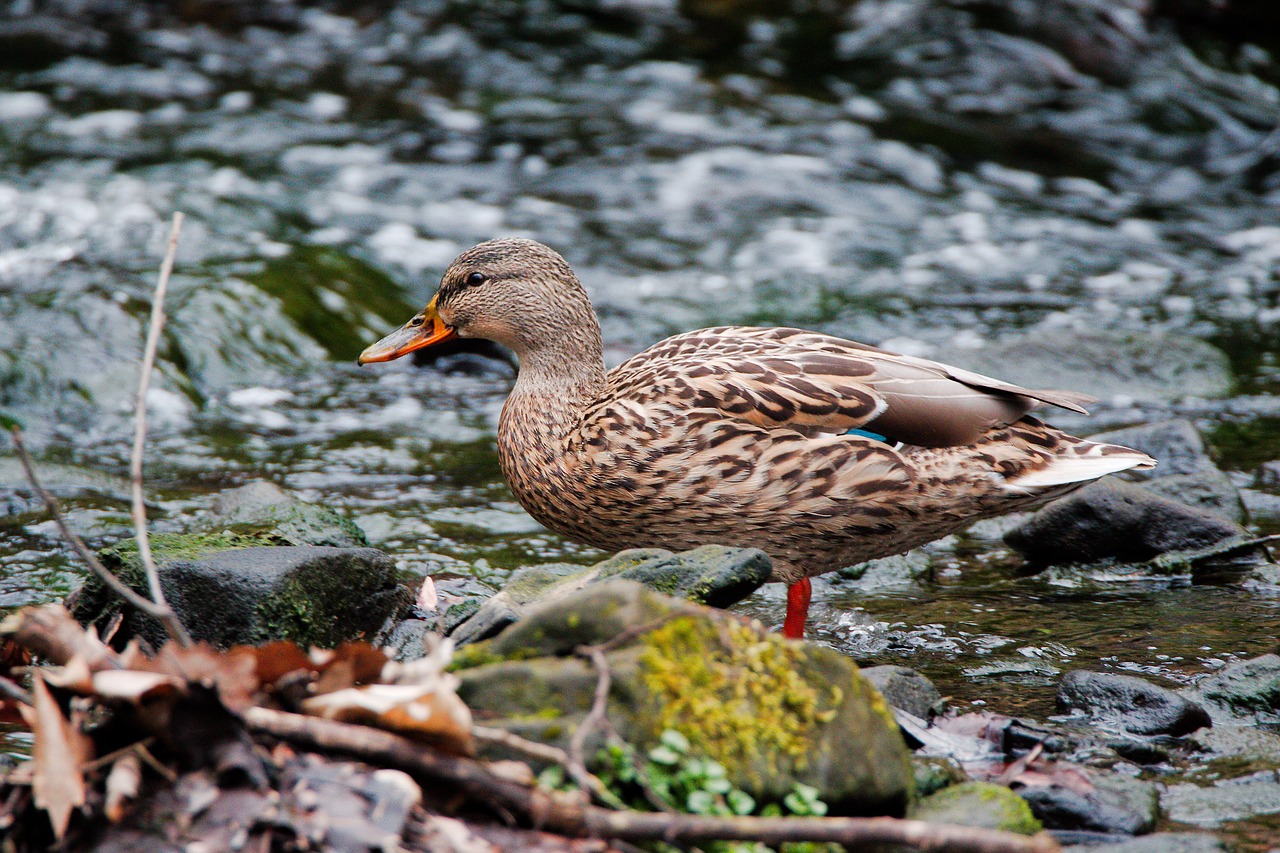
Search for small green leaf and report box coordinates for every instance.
[686,789,715,814]
[648,745,681,766]
[660,729,690,753]
[726,789,756,815]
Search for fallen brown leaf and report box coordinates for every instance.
[104,752,142,823]
[19,675,91,839]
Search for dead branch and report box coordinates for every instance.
[245,707,1059,853]
[129,212,188,643]
[566,644,621,808]
[0,676,32,706]
[8,432,190,646]
[473,724,621,809]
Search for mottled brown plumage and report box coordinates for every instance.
[360,238,1156,634]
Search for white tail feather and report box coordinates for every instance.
[1005,451,1155,492]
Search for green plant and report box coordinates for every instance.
[554,729,836,853]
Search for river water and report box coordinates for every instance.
[2,0,1280,841]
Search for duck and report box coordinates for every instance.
[359,238,1156,638]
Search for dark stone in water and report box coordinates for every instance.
[1185,654,1280,726]
[449,545,772,645]
[1016,770,1158,835]
[1057,670,1211,736]
[1004,479,1247,566]
[861,665,945,721]
[76,539,408,649]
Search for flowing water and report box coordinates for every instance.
[2,0,1280,840]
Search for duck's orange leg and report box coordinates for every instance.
[782,577,812,639]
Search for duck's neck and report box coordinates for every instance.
[499,324,607,446]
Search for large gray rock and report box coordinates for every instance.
[454,580,913,816]
[1088,419,1244,522]
[1057,670,1211,736]
[1004,479,1249,567]
[76,540,408,648]
[449,545,772,644]
[861,665,945,721]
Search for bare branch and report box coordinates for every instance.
[9,429,191,646]
[246,707,1059,853]
[567,644,618,808]
[473,725,620,808]
[130,212,185,623]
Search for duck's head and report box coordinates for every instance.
[358,237,596,365]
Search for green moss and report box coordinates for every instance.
[637,616,843,784]
[101,531,277,573]
[911,782,1042,836]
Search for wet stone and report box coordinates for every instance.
[1017,770,1158,836]
[861,665,945,721]
[210,480,369,548]
[449,545,771,645]
[1082,833,1227,852]
[1185,654,1280,726]
[1057,670,1211,737]
[1004,480,1249,567]
[1161,779,1280,829]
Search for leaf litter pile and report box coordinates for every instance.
[0,604,551,853]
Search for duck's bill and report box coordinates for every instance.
[357,296,457,364]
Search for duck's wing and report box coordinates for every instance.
[614,327,1097,447]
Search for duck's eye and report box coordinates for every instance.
[408,316,425,327]
[466,272,487,286]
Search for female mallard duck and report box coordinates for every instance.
[359,238,1155,638]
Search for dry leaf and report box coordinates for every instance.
[19,676,91,839]
[104,753,142,822]
[139,642,259,712]
[303,681,474,755]
[91,669,184,703]
[417,576,438,612]
[42,655,95,693]
[312,642,388,697]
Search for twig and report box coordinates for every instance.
[565,645,624,809]
[9,432,190,646]
[473,725,621,808]
[130,212,185,637]
[0,675,32,706]
[244,707,1059,853]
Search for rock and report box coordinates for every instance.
[1087,419,1245,522]
[1004,480,1249,567]
[1057,670,1211,736]
[861,666,945,720]
[1185,654,1280,725]
[449,545,772,645]
[936,334,1232,403]
[1161,779,1280,829]
[911,781,1041,835]
[1084,833,1226,852]
[75,536,408,648]
[455,580,912,815]
[210,481,369,548]
[912,756,967,797]
[1016,771,1158,835]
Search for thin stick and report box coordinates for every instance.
[10,429,191,646]
[0,675,32,706]
[473,725,620,808]
[567,645,619,808]
[245,707,1058,853]
[130,212,184,622]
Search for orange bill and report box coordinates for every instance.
[358,295,457,364]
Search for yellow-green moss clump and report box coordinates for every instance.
[638,616,843,781]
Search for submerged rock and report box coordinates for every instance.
[210,480,369,548]
[454,579,912,815]
[1057,670,1211,737]
[1185,654,1280,726]
[1004,480,1250,568]
[75,536,408,648]
[448,545,771,644]
[911,781,1041,836]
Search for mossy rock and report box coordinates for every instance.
[209,481,369,548]
[75,536,409,648]
[911,781,1042,835]
[456,579,913,815]
[450,545,771,644]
